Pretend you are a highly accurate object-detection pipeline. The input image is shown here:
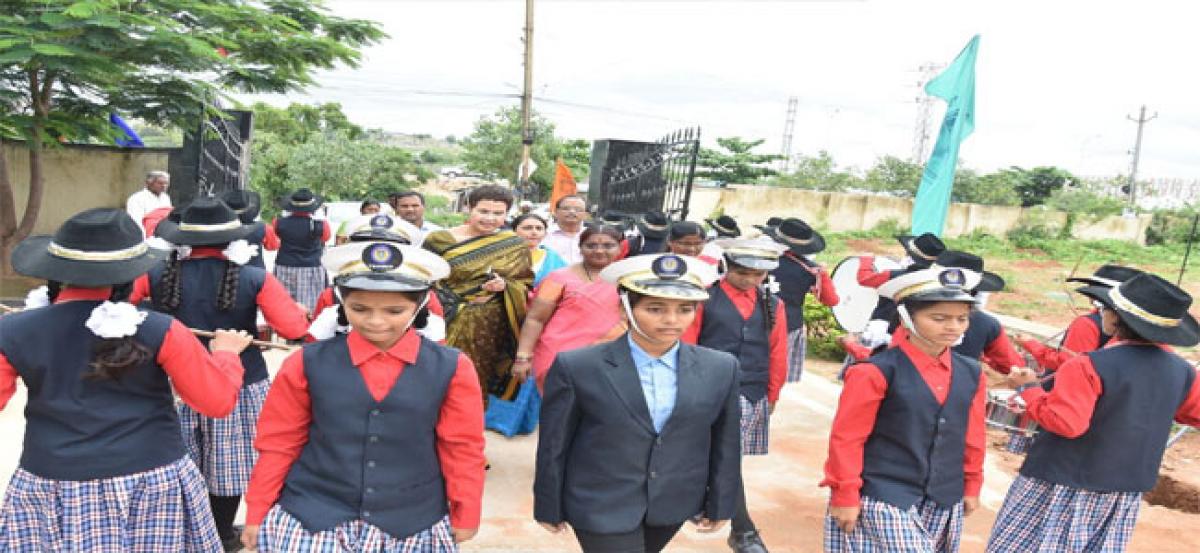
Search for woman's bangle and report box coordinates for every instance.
[515,353,533,361]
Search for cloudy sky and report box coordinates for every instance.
[247,0,1200,180]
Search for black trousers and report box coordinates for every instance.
[574,522,684,553]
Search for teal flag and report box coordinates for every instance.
[911,35,979,236]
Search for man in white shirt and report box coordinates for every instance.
[540,194,587,264]
[389,190,443,246]
[125,171,172,235]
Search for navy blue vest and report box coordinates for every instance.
[243,222,267,269]
[148,259,269,384]
[860,346,980,509]
[1021,344,1195,492]
[954,310,1001,361]
[1084,311,1112,349]
[0,301,181,480]
[698,285,772,401]
[278,334,458,539]
[771,254,819,333]
[275,216,324,267]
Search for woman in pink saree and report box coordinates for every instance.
[512,225,626,392]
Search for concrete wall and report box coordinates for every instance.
[3,142,173,235]
[688,185,1153,243]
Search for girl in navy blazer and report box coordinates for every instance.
[535,253,743,553]
[0,208,253,552]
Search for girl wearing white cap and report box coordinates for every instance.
[241,242,486,552]
[534,253,743,553]
[822,266,988,553]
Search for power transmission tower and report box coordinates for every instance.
[1125,105,1157,211]
[911,63,942,163]
[518,0,535,198]
[780,96,798,173]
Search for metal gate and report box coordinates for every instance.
[591,127,700,220]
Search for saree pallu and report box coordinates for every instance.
[424,230,532,401]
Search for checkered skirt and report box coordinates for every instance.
[824,496,964,553]
[0,456,221,552]
[257,505,457,552]
[739,395,771,456]
[787,326,807,382]
[179,379,269,496]
[985,475,1140,553]
[274,264,328,313]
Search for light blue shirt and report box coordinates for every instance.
[627,334,679,433]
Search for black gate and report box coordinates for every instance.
[168,107,253,207]
[588,127,700,221]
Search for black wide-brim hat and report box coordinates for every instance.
[11,208,165,287]
[221,189,262,223]
[1091,273,1200,346]
[767,218,826,255]
[705,215,741,238]
[279,188,324,212]
[897,232,946,262]
[1066,263,1143,288]
[636,211,670,239]
[155,197,253,246]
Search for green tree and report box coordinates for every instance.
[460,106,564,194]
[250,101,364,144]
[863,155,922,197]
[771,150,861,191]
[1013,166,1077,207]
[0,0,383,272]
[952,168,1021,206]
[695,137,781,184]
[557,138,591,181]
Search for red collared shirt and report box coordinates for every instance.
[1019,340,1200,437]
[129,247,309,340]
[856,255,896,288]
[0,287,244,416]
[1020,310,1105,371]
[821,335,988,507]
[262,224,281,251]
[682,279,789,403]
[243,328,486,529]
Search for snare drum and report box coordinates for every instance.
[986,389,1039,437]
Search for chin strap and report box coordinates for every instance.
[403,292,432,335]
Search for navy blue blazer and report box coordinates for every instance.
[533,335,742,534]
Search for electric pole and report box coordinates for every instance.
[911,63,942,163]
[518,0,535,199]
[1125,105,1157,211]
[780,96,798,173]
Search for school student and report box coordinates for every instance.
[822,266,988,553]
[535,253,742,553]
[221,189,279,270]
[0,208,254,552]
[764,218,840,383]
[241,241,486,552]
[131,197,310,550]
[273,188,332,314]
[987,273,1200,552]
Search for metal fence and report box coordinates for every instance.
[592,127,700,221]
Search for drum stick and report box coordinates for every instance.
[190,329,295,351]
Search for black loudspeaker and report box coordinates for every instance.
[170,110,255,207]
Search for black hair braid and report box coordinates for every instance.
[336,302,349,328]
[217,260,240,312]
[46,281,62,303]
[88,279,151,381]
[157,251,183,312]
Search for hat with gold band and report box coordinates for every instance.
[279,188,324,213]
[1093,272,1199,346]
[343,214,421,244]
[600,253,718,301]
[878,266,980,304]
[12,208,165,286]
[715,237,788,271]
[322,241,450,293]
[154,197,252,246]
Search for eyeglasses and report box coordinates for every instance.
[581,243,620,251]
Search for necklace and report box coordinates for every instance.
[581,265,595,282]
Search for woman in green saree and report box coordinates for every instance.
[424,185,533,402]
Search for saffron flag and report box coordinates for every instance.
[549,158,577,208]
[911,35,979,236]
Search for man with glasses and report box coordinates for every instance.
[540,195,588,264]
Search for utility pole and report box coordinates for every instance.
[780,96,798,173]
[911,63,942,163]
[1125,105,1157,211]
[518,0,535,199]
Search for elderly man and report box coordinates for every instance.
[125,171,172,235]
[389,190,442,245]
[540,194,587,264]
